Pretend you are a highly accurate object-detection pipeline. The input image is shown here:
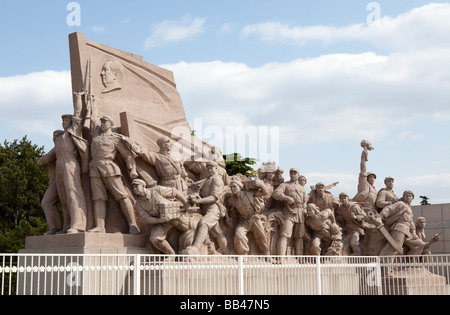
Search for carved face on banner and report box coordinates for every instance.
[101,60,124,93]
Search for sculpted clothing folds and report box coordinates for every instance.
[336,202,367,255]
[54,117,88,231]
[136,186,191,253]
[199,174,225,227]
[139,150,187,192]
[308,191,337,212]
[39,149,62,233]
[272,181,307,239]
[227,185,269,255]
[379,200,419,255]
[90,133,136,201]
[376,189,399,211]
[353,173,377,210]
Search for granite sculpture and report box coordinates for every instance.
[37,33,440,258]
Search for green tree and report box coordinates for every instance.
[223,153,257,178]
[419,196,431,206]
[0,137,49,253]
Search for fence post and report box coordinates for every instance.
[133,255,141,296]
[316,256,322,295]
[238,256,244,295]
[376,256,382,295]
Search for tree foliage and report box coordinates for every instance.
[420,196,431,206]
[223,153,257,178]
[0,137,49,253]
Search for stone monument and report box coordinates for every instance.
[23,33,442,263]
[22,32,218,254]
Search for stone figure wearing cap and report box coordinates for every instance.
[131,179,195,255]
[307,182,338,212]
[225,179,270,255]
[184,161,228,255]
[376,176,399,212]
[38,90,90,234]
[272,168,308,255]
[127,136,189,193]
[378,191,420,256]
[258,162,279,210]
[335,192,368,255]
[353,140,377,211]
[85,92,140,234]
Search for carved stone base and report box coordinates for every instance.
[20,233,149,255]
[382,267,450,295]
[17,233,150,295]
[134,257,362,295]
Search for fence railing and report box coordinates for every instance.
[1,254,450,295]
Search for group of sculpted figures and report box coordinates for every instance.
[38,89,440,257]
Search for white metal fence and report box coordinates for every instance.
[1,254,450,295]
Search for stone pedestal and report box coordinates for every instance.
[20,233,149,255]
[17,233,149,295]
[133,257,363,295]
[382,267,450,295]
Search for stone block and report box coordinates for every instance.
[20,233,149,255]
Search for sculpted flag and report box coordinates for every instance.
[68,33,223,234]
[68,32,219,164]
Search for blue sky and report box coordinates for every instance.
[1,1,450,205]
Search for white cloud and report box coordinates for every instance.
[145,15,207,49]
[397,174,450,205]
[293,172,450,206]
[241,3,450,51]
[1,58,449,204]
[164,49,450,147]
[0,70,72,144]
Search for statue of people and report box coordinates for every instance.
[305,203,343,256]
[225,179,270,255]
[352,141,377,212]
[307,182,339,212]
[184,161,228,255]
[101,59,124,94]
[258,162,278,211]
[38,130,64,235]
[298,175,307,189]
[132,179,192,255]
[335,192,368,256]
[39,91,90,234]
[405,217,440,256]
[272,168,308,255]
[185,146,228,185]
[273,167,285,189]
[376,176,399,212]
[127,136,190,193]
[83,89,140,234]
[378,191,419,256]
